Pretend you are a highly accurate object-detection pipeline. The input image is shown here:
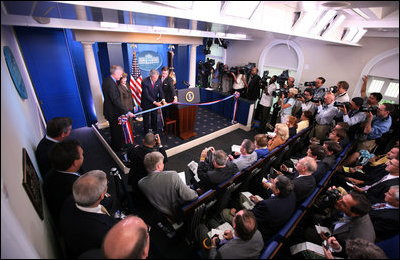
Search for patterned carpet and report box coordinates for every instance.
[97,107,233,149]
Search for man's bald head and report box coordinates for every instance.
[103,216,149,259]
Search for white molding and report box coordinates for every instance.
[352,48,399,98]
[258,40,304,84]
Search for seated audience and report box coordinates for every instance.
[292,156,317,204]
[43,139,83,227]
[345,103,394,166]
[127,133,167,197]
[254,134,269,159]
[59,170,118,258]
[352,158,399,204]
[250,175,296,240]
[311,92,338,140]
[209,209,264,259]
[369,185,399,241]
[102,215,150,259]
[323,237,387,259]
[306,144,330,184]
[195,148,238,191]
[287,115,298,138]
[267,123,289,151]
[322,140,342,168]
[35,117,72,179]
[138,152,198,221]
[297,110,313,134]
[229,139,258,171]
[328,127,349,150]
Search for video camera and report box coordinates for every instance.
[359,106,378,115]
[260,70,271,88]
[334,101,350,110]
[311,97,324,103]
[276,70,289,87]
[304,81,316,87]
[272,88,289,98]
[327,86,338,93]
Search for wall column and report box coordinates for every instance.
[74,5,87,20]
[81,41,109,129]
[189,44,198,88]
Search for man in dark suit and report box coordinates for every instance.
[209,209,264,259]
[369,185,399,241]
[43,139,83,228]
[102,65,134,153]
[160,66,177,120]
[127,132,167,204]
[292,156,317,205]
[141,68,166,134]
[59,170,118,258]
[353,158,399,204]
[250,175,297,240]
[35,117,72,179]
[195,148,239,191]
[246,67,262,101]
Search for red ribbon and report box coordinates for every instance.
[118,115,134,144]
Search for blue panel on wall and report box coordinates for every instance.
[175,45,189,89]
[14,27,87,129]
[97,42,110,83]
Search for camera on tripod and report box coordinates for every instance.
[304,81,316,87]
[359,106,378,115]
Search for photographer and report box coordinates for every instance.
[221,64,233,94]
[211,62,222,90]
[258,75,277,131]
[278,88,298,124]
[246,67,262,101]
[311,92,338,140]
[335,81,350,103]
[314,76,327,99]
[231,67,248,96]
[361,75,383,108]
[336,97,366,139]
[194,148,239,191]
[344,103,394,166]
[297,88,317,116]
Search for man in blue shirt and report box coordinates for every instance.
[345,103,394,166]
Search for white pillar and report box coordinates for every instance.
[189,44,198,88]
[81,42,109,129]
[74,5,87,20]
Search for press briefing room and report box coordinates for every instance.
[1,1,399,259]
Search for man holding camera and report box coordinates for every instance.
[311,92,338,140]
[336,97,366,139]
[297,88,317,116]
[258,75,277,131]
[335,81,350,103]
[314,77,326,99]
[361,75,383,108]
[345,103,394,166]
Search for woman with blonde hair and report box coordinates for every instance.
[267,123,289,151]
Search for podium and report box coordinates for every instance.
[171,88,200,140]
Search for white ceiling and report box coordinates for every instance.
[1,1,398,46]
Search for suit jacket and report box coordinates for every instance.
[43,169,80,227]
[117,83,134,111]
[252,192,296,240]
[138,170,198,218]
[209,230,264,259]
[366,177,399,204]
[127,145,167,187]
[292,175,316,204]
[197,160,239,190]
[247,74,262,101]
[59,196,117,258]
[332,214,376,244]
[35,137,57,179]
[160,76,176,103]
[312,160,330,184]
[141,77,165,109]
[369,207,399,240]
[102,76,129,120]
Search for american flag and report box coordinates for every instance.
[130,49,142,107]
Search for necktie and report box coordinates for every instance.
[101,205,111,216]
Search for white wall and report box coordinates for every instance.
[227,35,399,97]
[1,25,58,258]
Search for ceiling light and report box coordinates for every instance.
[351,28,367,43]
[293,10,324,34]
[221,1,261,19]
[321,14,346,37]
[321,1,351,9]
[310,10,337,35]
[342,27,358,41]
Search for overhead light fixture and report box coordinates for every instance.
[293,10,324,34]
[351,28,367,43]
[221,1,261,19]
[342,27,358,41]
[310,10,337,35]
[352,8,370,20]
[321,14,346,37]
[321,1,351,9]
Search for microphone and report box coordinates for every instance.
[183,81,190,87]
